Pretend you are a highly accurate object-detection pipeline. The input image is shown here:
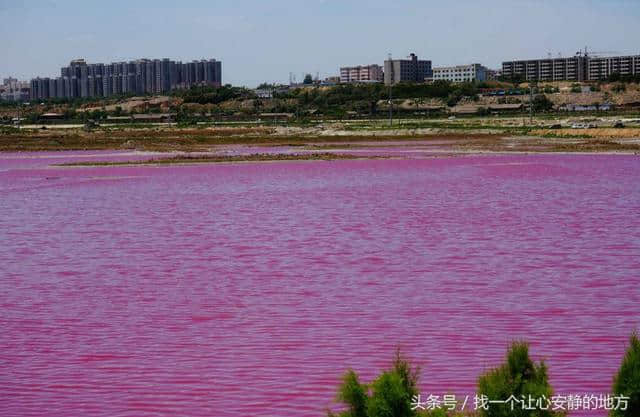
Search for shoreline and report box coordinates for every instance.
[2,124,640,156]
[42,150,640,169]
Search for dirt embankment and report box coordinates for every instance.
[0,126,276,152]
[532,128,640,139]
[78,96,183,113]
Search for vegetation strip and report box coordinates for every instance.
[330,332,640,417]
[0,127,506,152]
[54,152,370,166]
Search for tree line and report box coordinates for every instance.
[331,332,640,417]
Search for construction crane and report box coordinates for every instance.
[576,47,620,57]
[588,50,621,57]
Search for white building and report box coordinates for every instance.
[432,63,488,83]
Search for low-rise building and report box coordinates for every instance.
[339,64,383,83]
[450,103,523,114]
[587,55,640,80]
[502,53,640,82]
[432,64,488,83]
[559,103,614,112]
[502,56,587,82]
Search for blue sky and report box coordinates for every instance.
[1,0,640,87]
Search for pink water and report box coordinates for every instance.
[1,152,639,417]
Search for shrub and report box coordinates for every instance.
[611,331,640,417]
[477,342,563,417]
[446,91,462,107]
[532,94,554,112]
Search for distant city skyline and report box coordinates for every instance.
[2,0,640,87]
[28,57,221,101]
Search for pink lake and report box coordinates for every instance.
[1,152,639,417]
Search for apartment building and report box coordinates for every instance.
[30,57,222,100]
[432,63,488,83]
[587,55,640,80]
[339,64,384,83]
[384,53,432,85]
[1,78,30,101]
[502,53,640,82]
[502,56,587,82]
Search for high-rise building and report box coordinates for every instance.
[30,57,223,100]
[145,60,155,93]
[30,77,52,100]
[195,60,205,84]
[384,53,432,85]
[103,64,113,97]
[161,58,171,92]
[184,62,195,87]
[175,61,183,89]
[48,78,57,99]
[63,77,70,98]
[153,59,162,93]
[80,65,89,97]
[135,60,147,94]
[56,77,65,99]
[2,78,30,101]
[203,59,222,87]
[29,79,38,100]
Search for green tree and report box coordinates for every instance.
[611,331,640,417]
[477,342,563,417]
[332,350,421,417]
[257,82,278,89]
[175,84,254,104]
[337,370,368,417]
[303,74,313,85]
[367,371,414,417]
[446,91,462,107]
[532,94,554,112]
